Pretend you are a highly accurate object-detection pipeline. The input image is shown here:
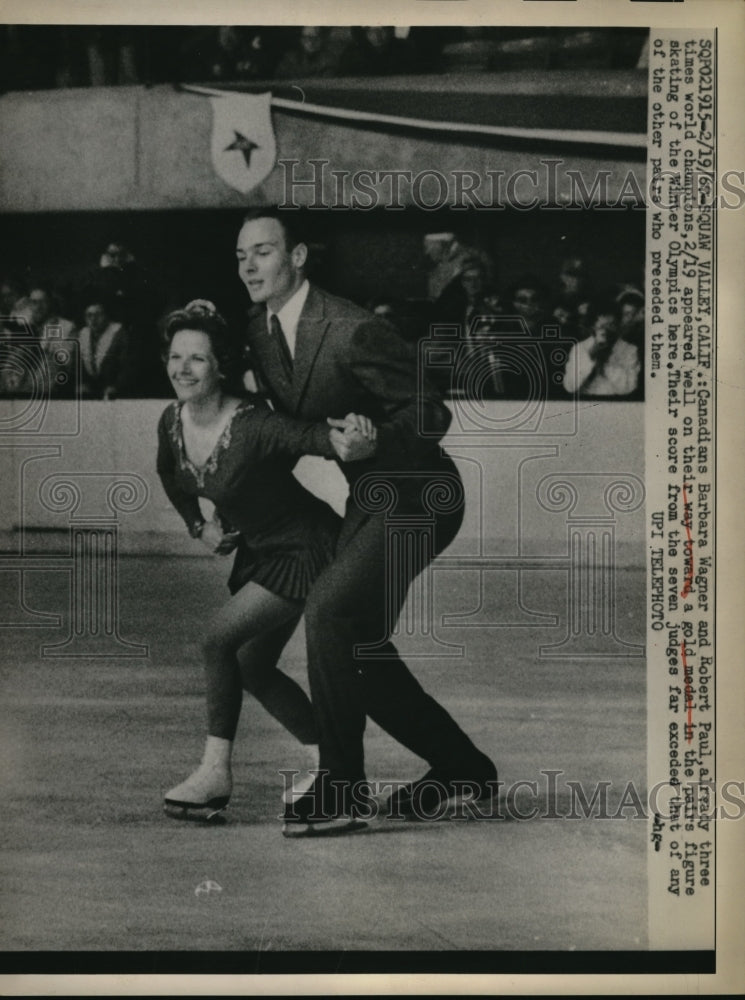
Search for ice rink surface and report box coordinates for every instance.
[1,555,646,959]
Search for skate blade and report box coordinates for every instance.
[163,798,229,824]
[282,817,368,838]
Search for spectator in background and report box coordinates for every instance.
[210,27,277,81]
[420,260,505,398]
[434,259,505,397]
[0,276,32,392]
[275,27,341,79]
[338,27,411,76]
[0,25,649,92]
[100,241,132,271]
[616,286,645,389]
[87,237,168,395]
[502,274,566,399]
[78,294,129,400]
[84,27,139,86]
[508,274,552,338]
[1,274,31,323]
[424,233,462,301]
[434,257,501,332]
[552,256,592,331]
[26,285,76,344]
[616,286,645,349]
[178,26,277,82]
[563,298,641,397]
[423,232,493,302]
[0,284,77,397]
[93,239,156,326]
[23,285,75,341]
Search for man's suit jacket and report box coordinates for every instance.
[246,284,456,505]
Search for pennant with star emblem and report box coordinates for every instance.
[210,92,276,195]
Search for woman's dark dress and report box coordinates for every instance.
[156,397,341,600]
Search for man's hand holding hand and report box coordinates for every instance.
[328,413,378,462]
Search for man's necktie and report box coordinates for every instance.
[269,313,293,381]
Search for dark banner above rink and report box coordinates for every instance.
[0,71,647,213]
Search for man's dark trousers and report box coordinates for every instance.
[247,283,484,789]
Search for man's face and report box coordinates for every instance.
[29,289,51,325]
[560,272,581,296]
[236,217,306,313]
[512,286,543,325]
[620,301,644,332]
[85,304,108,335]
[461,267,484,302]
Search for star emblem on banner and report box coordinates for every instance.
[225,131,260,168]
[209,93,276,194]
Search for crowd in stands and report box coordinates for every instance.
[1,26,649,91]
[0,241,170,400]
[0,232,644,402]
[372,234,644,400]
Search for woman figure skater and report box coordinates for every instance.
[156,300,376,821]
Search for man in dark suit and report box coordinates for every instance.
[238,208,496,836]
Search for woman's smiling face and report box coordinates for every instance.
[167,329,222,403]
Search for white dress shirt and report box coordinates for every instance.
[564,336,640,396]
[267,279,310,359]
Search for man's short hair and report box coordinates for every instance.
[241,207,308,253]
